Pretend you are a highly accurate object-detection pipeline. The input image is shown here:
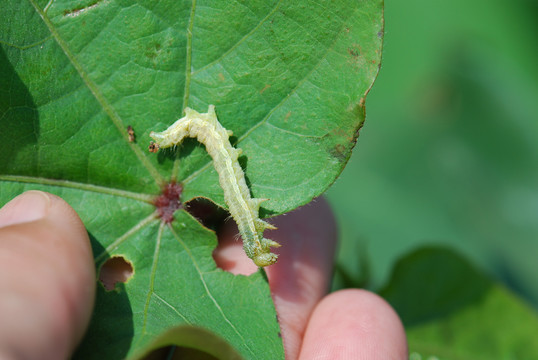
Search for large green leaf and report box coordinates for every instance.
[0,0,383,358]
[380,247,538,359]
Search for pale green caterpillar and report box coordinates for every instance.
[149,105,280,267]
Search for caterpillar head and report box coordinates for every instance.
[250,238,280,267]
[253,252,279,267]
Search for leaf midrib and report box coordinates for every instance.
[181,0,196,112]
[0,174,153,202]
[27,0,165,186]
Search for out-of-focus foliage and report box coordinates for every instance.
[329,0,538,303]
[381,247,538,359]
[328,0,538,357]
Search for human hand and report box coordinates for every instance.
[214,197,408,359]
[0,192,407,359]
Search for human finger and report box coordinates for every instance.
[298,289,408,360]
[0,191,95,360]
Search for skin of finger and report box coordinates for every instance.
[0,190,52,228]
[0,192,95,360]
[213,197,338,360]
[298,289,408,360]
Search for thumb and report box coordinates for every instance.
[0,191,95,360]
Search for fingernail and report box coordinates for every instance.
[0,191,52,228]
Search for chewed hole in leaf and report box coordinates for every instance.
[184,197,228,231]
[154,182,183,223]
[99,256,134,291]
[186,198,258,275]
[213,220,260,276]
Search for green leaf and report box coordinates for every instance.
[380,247,538,360]
[0,0,383,358]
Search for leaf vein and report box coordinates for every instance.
[153,293,191,324]
[139,221,165,341]
[0,36,52,50]
[27,0,165,185]
[191,0,284,76]
[95,213,158,265]
[182,0,197,111]
[0,174,154,202]
[169,225,255,357]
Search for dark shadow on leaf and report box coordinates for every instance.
[155,138,204,165]
[177,138,203,159]
[379,246,492,327]
[156,145,180,164]
[0,46,39,173]
[228,135,238,147]
[74,232,134,359]
[237,154,250,188]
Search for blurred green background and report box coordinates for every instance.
[327,0,538,307]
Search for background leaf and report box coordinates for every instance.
[328,0,538,306]
[380,247,538,359]
[0,0,384,358]
[327,0,538,356]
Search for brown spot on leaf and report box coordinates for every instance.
[63,0,101,17]
[348,47,359,58]
[127,125,135,143]
[347,43,367,72]
[148,141,160,153]
[330,143,349,162]
[145,43,162,60]
[284,111,292,123]
[260,84,271,94]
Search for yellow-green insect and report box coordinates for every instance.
[149,105,280,267]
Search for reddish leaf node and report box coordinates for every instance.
[154,182,183,223]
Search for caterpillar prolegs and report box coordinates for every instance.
[149,106,280,267]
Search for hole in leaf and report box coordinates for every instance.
[184,197,228,231]
[185,198,257,275]
[213,220,260,276]
[154,182,183,223]
[99,256,134,291]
